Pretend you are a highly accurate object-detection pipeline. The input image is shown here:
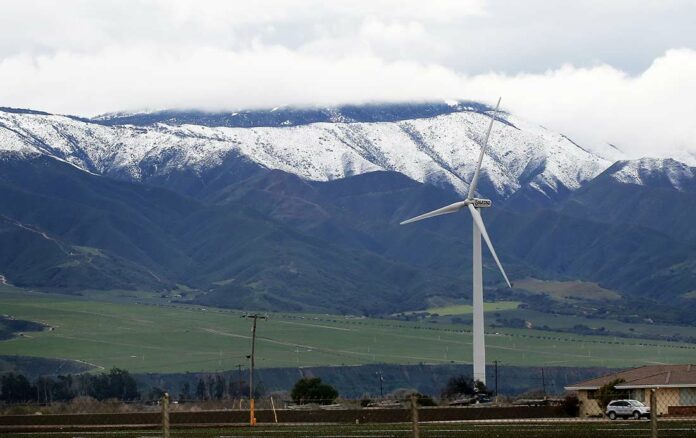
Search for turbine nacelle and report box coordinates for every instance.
[470,198,492,208]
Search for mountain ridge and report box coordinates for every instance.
[90,101,496,128]
[0,102,610,201]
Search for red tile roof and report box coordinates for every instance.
[565,364,696,390]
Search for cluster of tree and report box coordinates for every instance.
[490,317,529,329]
[290,377,338,405]
[0,368,138,403]
[440,375,489,399]
[184,374,253,401]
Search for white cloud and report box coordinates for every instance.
[0,0,695,162]
[461,49,696,161]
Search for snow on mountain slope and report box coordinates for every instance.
[609,158,696,191]
[0,106,610,198]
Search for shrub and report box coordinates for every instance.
[596,379,627,411]
[414,393,437,406]
[441,375,475,399]
[291,378,338,405]
[441,375,490,399]
[561,394,580,417]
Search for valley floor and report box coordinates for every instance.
[0,284,694,376]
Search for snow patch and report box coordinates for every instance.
[611,157,695,190]
[0,108,611,198]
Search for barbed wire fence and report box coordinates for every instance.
[2,386,696,437]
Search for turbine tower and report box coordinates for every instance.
[400,98,511,385]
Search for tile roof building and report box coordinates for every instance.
[565,365,696,417]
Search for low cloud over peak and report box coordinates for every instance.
[1,0,695,161]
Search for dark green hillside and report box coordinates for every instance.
[1,153,695,321]
[205,166,695,305]
[0,155,197,284]
[0,355,92,378]
[0,156,466,314]
[0,216,167,290]
[561,161,696,242]
[485,209,692,296]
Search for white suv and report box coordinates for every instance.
[606,399,651,420]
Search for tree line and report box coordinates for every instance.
[183,374,252,401]
[0,369,271,404]
[0,369,138,403]
[2,369,490,405]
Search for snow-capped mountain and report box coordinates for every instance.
[0,103,609,200]
[2,103,696,318]
[608,158,696,192]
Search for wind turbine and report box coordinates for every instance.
[400,97,511,385]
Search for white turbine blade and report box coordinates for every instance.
[467,97,502,200]
[467,204,511,288]
[400,201,468,225]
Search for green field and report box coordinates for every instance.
[1,285,696,373]
[513,278,621,301]
[488,307,696,340]
[423,301,521,316]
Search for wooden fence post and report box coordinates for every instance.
[270,396,279,423]
[650,388,657,438]
[410,394,420,438]
[162,392,170,438]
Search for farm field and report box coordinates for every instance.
[421,301,521,316]
[433,307,696,341]
[513,278,621,301]
[1,285,696,373]
[490,308,696,339]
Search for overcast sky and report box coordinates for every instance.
[1,0,696,160]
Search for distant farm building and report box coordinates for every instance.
[565,364,696,416]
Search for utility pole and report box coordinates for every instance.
[243,313,267,426]
[377,370,384,398]
[236,364,243,397]
[541,367,546,398]
[493,360,499,399]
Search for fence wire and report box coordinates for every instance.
[1,388,695,437]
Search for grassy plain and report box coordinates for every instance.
[1,285,695,373]
[424,301,521,315]
[513,278,621,301]
[488,308,696,340]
